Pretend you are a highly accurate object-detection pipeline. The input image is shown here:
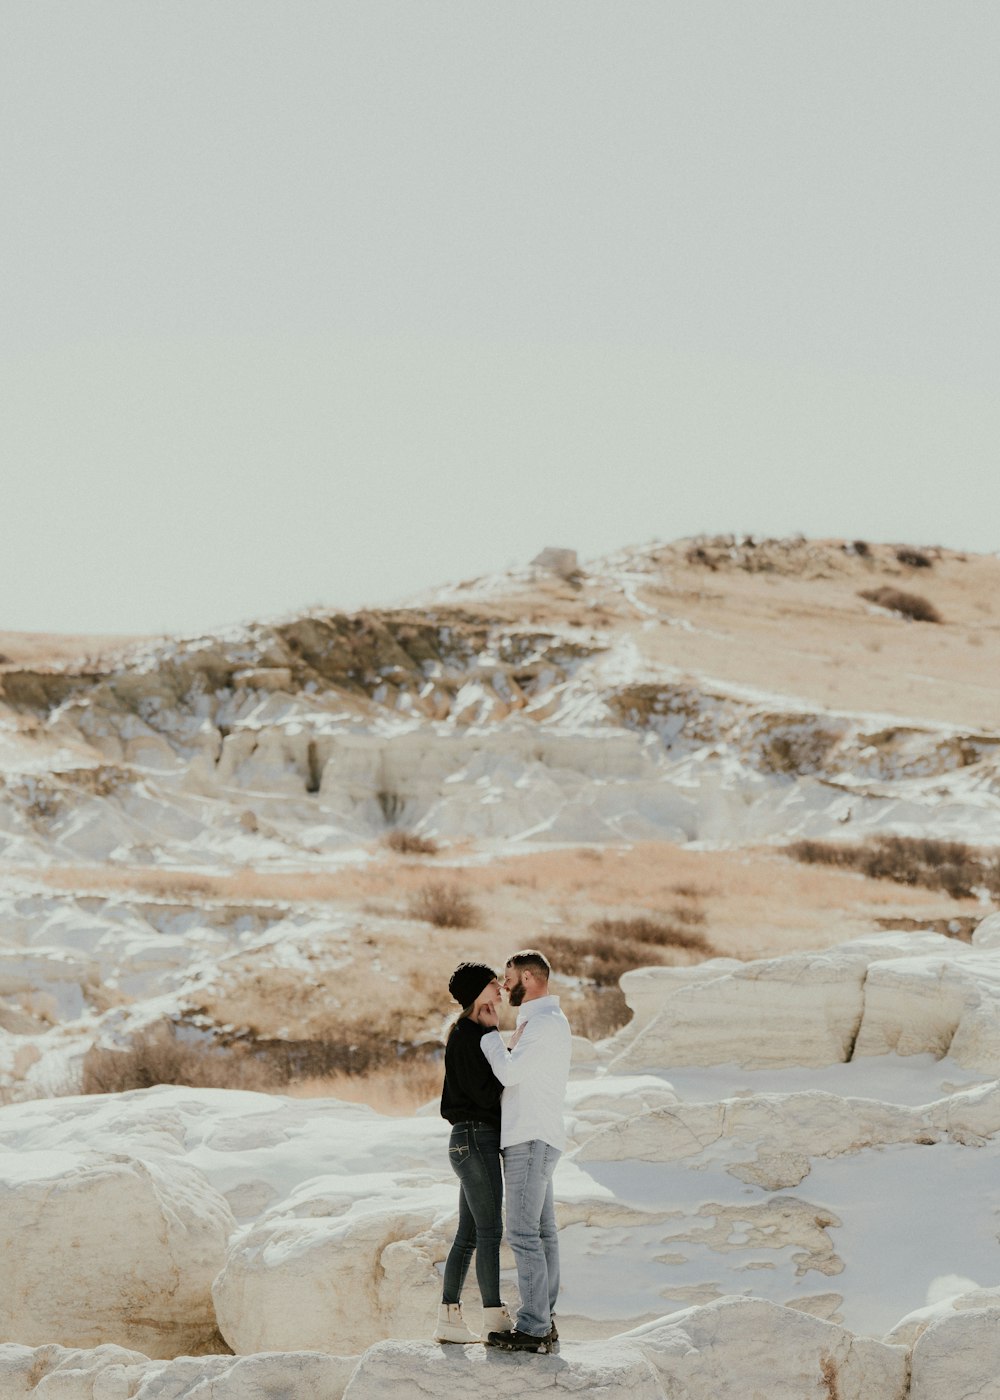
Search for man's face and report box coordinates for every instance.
[503,964,527,1007]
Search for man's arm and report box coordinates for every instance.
[480,1015,548,1085]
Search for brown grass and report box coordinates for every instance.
[78,1027,443,1113]
[788,835,1000,900]
[406,880,479,928]
[383,829,439,856]
[81,1030,281,1095]
[29,838,983,966]
[858,587,942,623]
[286,1060,442,1114]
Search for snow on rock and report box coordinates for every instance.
[908,1306,1000,1400]
[0,1342,359,1399]
[618,1296,909,1400]
[340,1339,665,1400]
[0,1149,235,1358]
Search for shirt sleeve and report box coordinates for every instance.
[480,1016,548,1085]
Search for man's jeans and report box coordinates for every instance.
[502,1139,561,1337]
[442,1121,503,1308]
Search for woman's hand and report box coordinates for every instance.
[476,1001,499,1029]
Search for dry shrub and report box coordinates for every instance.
[80,1023,445,1099]
[545,907,717,1038]
[788,835,1000,900]
[383,829,439,856]
[406,880,478,928]
[589,915,712,955]
[564,986,632,1040]
[895,547,933,569]
[759,729,839,776]
[81,1030,281,1095]
[859,586,941,623]
[251,1023,439,1077]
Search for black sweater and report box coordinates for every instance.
[440,1016,503,1130]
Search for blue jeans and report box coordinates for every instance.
[502,1139,561,1337]
[442,1121,503,1308]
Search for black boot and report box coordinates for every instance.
[487,1328,552,1354]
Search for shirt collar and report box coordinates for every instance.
[516,993,560,1023]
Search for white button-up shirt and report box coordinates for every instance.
[480,994,572,1151]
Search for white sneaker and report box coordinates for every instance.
[433,1302,480,1344]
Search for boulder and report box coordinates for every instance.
[909,1306,1000,1399]
[852,954,975,1059]
[0,1151,235,1358]
[0,1342,148,1398]
[609,951,869,1071]
[340,1339,664,1400]
[530,547,580,579]
[0,1342,359,1399]
[214,1200,444,1354]
[618,1296,908,1400]
[972,912,1000,948]
[886,1279,1000,1345]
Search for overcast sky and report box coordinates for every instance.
[3,2,998,636]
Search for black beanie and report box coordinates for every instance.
[448,962,496,1007]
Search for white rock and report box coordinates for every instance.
[618,1296,908,1400]
[609,950,870,1071]
[0,1342,148,1398]
[574,1089,939,1189]
[972,912,1000,948]
[0,1151,236,1358]
[340,1339,664,1400]
[909,1306,1000,1399]
[0,1343,359,1400]
[214,1201,444,1354]
[886,1280,1000,1345]
[531,546,580,578]
[853,950,1000,1073]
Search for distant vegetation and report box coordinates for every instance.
[383,829,439,855]
[788,835,1000,900]
[549,898,717,1039]
[858,587,942,623]
[895,547,933,568]
[406,879,479,928]
[82,1031,281,1095]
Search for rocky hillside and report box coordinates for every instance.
[1,536,998,868]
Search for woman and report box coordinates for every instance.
[433,961,512,1344]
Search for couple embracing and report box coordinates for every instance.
[434,949,572,1355]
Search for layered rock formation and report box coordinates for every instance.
[4,921,1000,1393]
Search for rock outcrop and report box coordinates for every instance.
[0,1151,235,1358]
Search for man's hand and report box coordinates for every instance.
[477,1002,499,1029]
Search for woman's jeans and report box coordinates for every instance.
[502,1139,561,1337]
[442,1121,503,1308]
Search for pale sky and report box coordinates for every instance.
[3,2,998,637]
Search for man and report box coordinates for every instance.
[478,949,572,1354]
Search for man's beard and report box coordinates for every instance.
[508,980,526,1007]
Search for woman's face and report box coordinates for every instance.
[473,978,502,1013]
